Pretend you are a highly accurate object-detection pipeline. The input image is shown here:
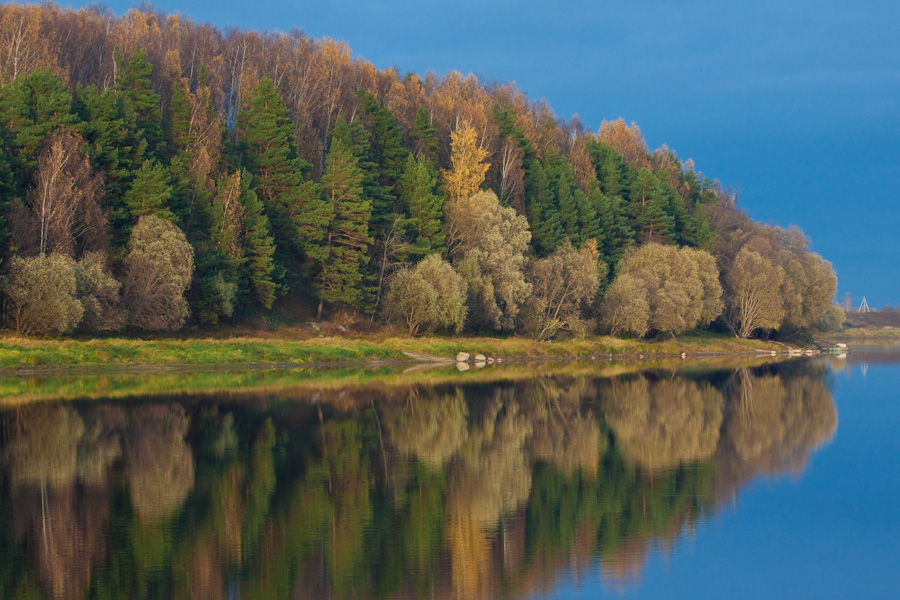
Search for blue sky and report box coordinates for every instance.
[72,0,900,305]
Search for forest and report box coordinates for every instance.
[0,3,841,340]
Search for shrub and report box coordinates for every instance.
[599,243,722,337]
[5,253,84,335]
[74,251,123,330]
[122,216,194,331]
[445,190,531,330]
[384,254,467,335]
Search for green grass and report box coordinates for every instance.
[0,353,793,405]
[0,335,404,369]
[0,330,783,373]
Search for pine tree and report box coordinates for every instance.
[574,188,603,247]
[213,170,277,312]
[73,84,132,210]
[682,200,714,250]
[0,70,75,190]
[122,160,175,224]
[165,79,192,154]
[524,159,562,255]
[239,175,278,310]
[586,139,627,198]
[115,49,164,161]
[238,77,328,286]
[400,153,445,261]
[358,90,407,234]
[357,90,408,194]
[317,126,372,314]
[630,170,674,244]
[410,104,439,166]
[594,189,634,271]
[557,168,579,241]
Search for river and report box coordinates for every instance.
[0,349,897,599]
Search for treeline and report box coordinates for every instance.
[0,3,839,338]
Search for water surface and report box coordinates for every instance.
[0,352,896,599]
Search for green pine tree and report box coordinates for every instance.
[525,159,562,255]
[238,174,278,310]
[594,189,634,271]
[115,48,164,161]
[122,159,175,224]
[557,168,579,241]
[0,70,75,190]
[317,125,373,315]
[73,83,133,210]
[574,188,603,247]
[586,139,627,198]
[399,153,445,261]
[410,104,439,166]
[165,79,192,154]
[629,170,674,243]
[238,77,328,287]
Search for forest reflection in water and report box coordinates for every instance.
[0,360,836,600]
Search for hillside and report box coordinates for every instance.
[0,3,838,342]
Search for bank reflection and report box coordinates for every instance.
[0,361,836,599]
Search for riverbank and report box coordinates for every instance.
[0,329,787,372]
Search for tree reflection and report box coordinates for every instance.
[0,362,837,600]
[603,377,723,472]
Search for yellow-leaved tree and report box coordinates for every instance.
[442,123,489,204]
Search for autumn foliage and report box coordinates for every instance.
[0,3,836,338]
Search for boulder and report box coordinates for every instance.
[474,353,487,362]
[456,352,470,363]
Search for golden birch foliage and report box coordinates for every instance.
[443,123,489,203]
[570,136,599,191]
[25,127,106,258]
[598,117,650,168]
[0,3,58,84]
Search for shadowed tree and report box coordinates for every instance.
[22,127,106,257]
[122,215,194,330]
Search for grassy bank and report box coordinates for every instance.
[0,354,792,405]
[0,330,783,372]
[824,327,900,341]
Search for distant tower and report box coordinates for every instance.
[858,297,871,313]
